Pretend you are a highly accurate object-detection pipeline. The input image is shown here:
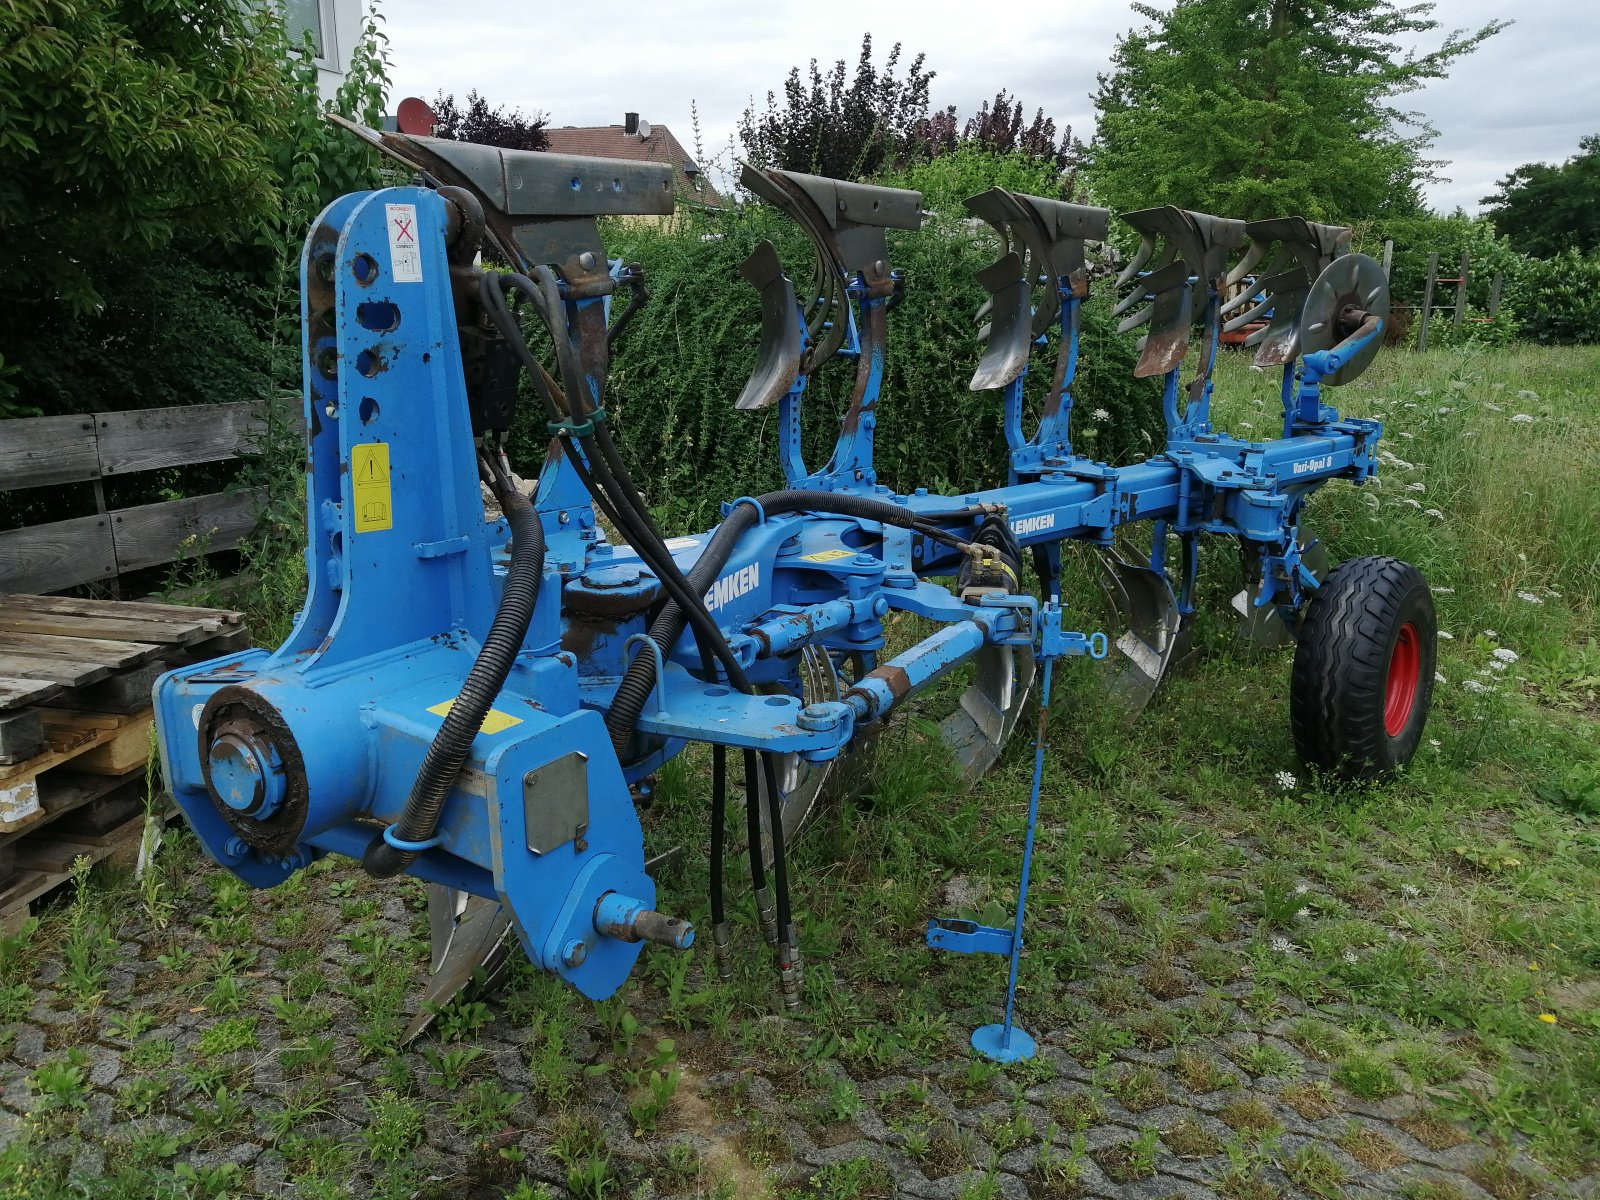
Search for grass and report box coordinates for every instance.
[1,345,1596,1196]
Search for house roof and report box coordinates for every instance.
[543,122,726,206]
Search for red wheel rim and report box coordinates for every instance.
[1384,623,1420,737]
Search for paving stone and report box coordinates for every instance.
[7,1025,45,1066]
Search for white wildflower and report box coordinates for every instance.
[1428,738,1441,748]
[1240,421,1254,430]
[1434,671,1447,684]
[1437,406,1453,414]
[1511,413,1534,424]
[1294,882,1310,896]
[1485,402,1503,412]
[1092,407,1110,420]
[1398,497,1422,509]
[1492,647,1519,664]
[1270,936,1298,955]
[1275,770,1297,791]
[1438,630,1454,640]
[1463,431,1477,438]
[1516,591,1544,605]
[1516,389,1538,400]
[1406,482,1425,492]
[1424,508,1445,520]
[1413,388,1432,397]
[1483,629,1498,638]
[698,232,725,242]
[1295,907,1312,920]
[1401,884,1421,898]
[1432,586,1455,594]
[1487,660,1508,672]
[1463,679,1493,694]
[1398,431,1415,439]
[1342,949,1359,965]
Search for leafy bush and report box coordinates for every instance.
[582,162,1161,529]
[1507,250,1600,345]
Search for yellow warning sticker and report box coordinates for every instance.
[800,548,855,563]
[351,442,393,533]
[427,700,523,735]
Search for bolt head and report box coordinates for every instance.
[578,251,597,271]
[562,939,588,968]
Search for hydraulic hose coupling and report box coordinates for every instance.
[755,886,779,947]
[712,921,734,981]
[778,937,803,1010]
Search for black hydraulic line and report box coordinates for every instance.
[760,750,801,1009]
[363,459,544,878]
[743,748,774,943]
[605,487,983,759]
[709,744,730,977]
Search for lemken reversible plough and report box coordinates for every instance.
[153,122,1437,1058]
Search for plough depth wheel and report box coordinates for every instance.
[1289,555,1437,780]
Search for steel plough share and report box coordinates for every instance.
[153,114,1437,1057]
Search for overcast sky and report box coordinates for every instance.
[377,0,1596,215]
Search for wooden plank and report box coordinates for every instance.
[1,808,148,930]
[75,720,152,775]
[0,653,109,688]
[0,711,44,765]
[0,709,148,786]
[7,768,142,847]
[0,516,118,595]
[95,403,265,477]
[0,632,157,670]
[0,413,100,491]
[110,489,262,574]
[0,593,243,631]
[0,610,211,646]
[0,677,61,713]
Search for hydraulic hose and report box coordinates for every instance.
[605,488,979,758]
[362,478,545,878]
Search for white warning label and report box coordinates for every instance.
[385,203,423,283]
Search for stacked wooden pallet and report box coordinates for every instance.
[0,594,248,930]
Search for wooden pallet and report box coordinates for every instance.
[0,796,152,934]
[0,593,247,839]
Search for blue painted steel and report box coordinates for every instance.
[152,166,1392,1010]
[927,603,1105,1061]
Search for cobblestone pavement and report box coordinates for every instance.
[1,807,1592,1200]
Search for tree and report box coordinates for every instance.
[1089,1,1506,222]
[738,34,937,179]
[429,91,549,152]
[1482,135,1600,258]
[0,0,298,313]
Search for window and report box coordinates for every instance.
[283,0,336,68]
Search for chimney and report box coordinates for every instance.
[624,112,639,136]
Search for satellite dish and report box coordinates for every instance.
[396,96,438,137]
[636,117,652,139]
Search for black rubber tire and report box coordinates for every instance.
[1290,555,1436,781]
